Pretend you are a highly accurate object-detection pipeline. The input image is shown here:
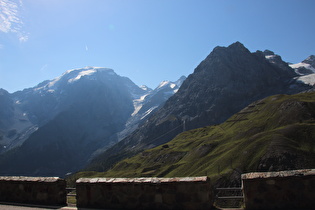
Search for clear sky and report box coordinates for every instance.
[0,0,315,93]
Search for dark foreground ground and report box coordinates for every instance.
[0,203,81,210]
[0,203,243,210]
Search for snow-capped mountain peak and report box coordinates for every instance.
[63,66,116,83]
[132,76,186,115]
[289,55,315,75]
[35,67,116,93]
[303,55,315,65]
[117,75,186,142]
[157,80,172,89]
[290,62,315,75]
[156,76,186,92]
[67,68,97,83]
[288,55,315,86]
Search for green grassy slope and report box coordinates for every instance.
[70,92,315,186]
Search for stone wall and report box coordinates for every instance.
[0,176,66,206]
[76,176,213,210]
[242,169,315,210]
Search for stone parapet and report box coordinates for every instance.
[242,169,315,209]
[0,176,66,206]
[76,176,213,209]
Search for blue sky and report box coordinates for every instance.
[0,0,315,93]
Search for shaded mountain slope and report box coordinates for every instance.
[0,89,36,153]
[77,91,315,187]
[0,67,185,177]
[86,42,311,172]
[0,69,136,176]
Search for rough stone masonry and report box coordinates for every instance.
[76,176,214,210]
[0,176,66,206]
[242,169,315,210]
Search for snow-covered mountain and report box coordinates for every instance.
[131,76,186,120]
[289,55,315,86]
[1,67,140,152]
[115,76,186,142]
[33,67,118,92]
[289,55,315,75]
[0,67,185,176]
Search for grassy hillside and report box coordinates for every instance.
[70,92,315,187]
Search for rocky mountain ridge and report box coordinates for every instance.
[86,42,313,173]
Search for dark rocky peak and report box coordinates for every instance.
[263,50,275,56]
[228,41,249,51]
[213,41,248,53]
[303,55,315,67]
[193,42,296,84]
[261,50,297,77]
[210,41,250,58]
[194,41,252,75]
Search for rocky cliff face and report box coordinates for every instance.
[87,42,312,172]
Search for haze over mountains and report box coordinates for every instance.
[0,42,314,177]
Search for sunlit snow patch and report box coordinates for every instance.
[131,94,149,116]
[68,69,97,83]
[290,63,315,75]
[141,106,158,120]
[296,74,315,86]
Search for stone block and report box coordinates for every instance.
[76,176,213,209]
[242,169,315,210]
[0,176,66,206]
